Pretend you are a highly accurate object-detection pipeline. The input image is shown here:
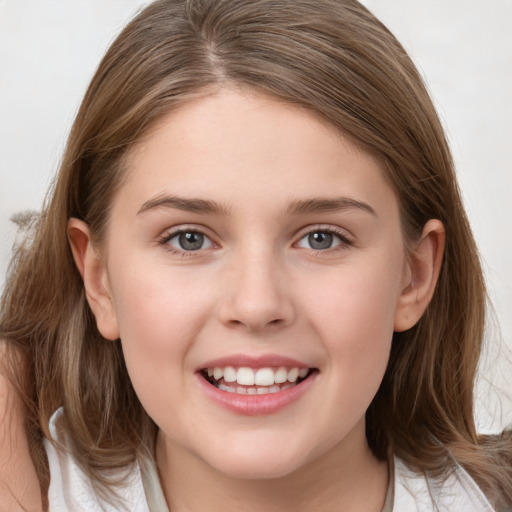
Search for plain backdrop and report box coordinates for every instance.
[0,0,511,432]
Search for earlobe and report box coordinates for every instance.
[394,219,445,332]
[67,218,120,340]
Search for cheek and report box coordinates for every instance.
[110,263,211,346]
[107,267,216,424]
[106,262,216,403]
[298,254,403,385]
[302,257,402,336]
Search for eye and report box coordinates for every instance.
[296,229,349,250]
[162,230,214,252]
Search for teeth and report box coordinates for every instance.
[237,367,255,386]
[207,365,310,389]
[274,367,288,384]
[218,383,235,393]
[299,368,308,378]
[287,368,299,383]
[255,368,274,386]
[223,366,237,383]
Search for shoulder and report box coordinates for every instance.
[45,408,150,512]
[0,340,43,512]
[393,456,496,512]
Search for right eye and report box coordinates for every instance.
[161,230,214,252]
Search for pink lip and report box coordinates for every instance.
[197,353,312,371]
[196,370,317,416]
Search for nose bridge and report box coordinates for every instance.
[220,241,294,331]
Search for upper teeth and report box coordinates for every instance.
[207,366,309,386]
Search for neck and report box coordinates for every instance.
[156,423,389,512]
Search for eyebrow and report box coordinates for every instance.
[137,194,376,217]
[137,194,232,216]
[286,197,377,216]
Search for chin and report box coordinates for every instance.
[203,446,308,481]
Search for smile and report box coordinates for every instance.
[201,366,313,395]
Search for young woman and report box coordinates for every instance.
[1,0,511,510]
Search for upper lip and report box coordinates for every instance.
[197,353,313,371]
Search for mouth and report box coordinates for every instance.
[200,366,315,395]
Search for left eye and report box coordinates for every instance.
[166,230,214,251]
[296,230,345,250]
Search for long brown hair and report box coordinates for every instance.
[1,0,511,508]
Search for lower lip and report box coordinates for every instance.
[196,372,317,416]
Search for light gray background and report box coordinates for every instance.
[0,1,511,432]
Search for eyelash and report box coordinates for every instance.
[157,227,215,257]
[295,226,353,253]
[157,226,353,256]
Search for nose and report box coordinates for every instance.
[218,248,295,332]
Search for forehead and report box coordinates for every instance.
[117,88,398,220]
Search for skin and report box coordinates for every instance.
[69,88,444,512]
[0,342,43,512]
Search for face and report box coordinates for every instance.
[92,89,413,480]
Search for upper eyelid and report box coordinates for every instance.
[294,224,353,241]
[158,225,217,246]
[160,224,214,237]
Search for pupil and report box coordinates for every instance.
[179,232,204,251]
[309,232,332,250]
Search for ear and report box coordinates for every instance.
[394,219,445,332]
[67,218,120,340]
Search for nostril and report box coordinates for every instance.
[226,317,284,329]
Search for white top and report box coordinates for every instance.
[44,409,153,512]
[390,456,496,512]
[44,409,496,511]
